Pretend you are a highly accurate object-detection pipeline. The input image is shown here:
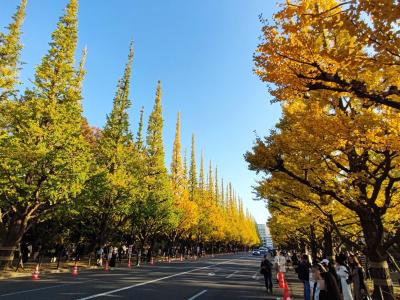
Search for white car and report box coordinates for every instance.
[252,249,261,256]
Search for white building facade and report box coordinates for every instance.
[256,223,273,249]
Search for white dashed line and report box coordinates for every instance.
[225,270,239,278]
[187,289,207,300]
[77,259,235,300]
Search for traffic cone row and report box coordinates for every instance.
[31,264,40,280]
[30,252,196,281]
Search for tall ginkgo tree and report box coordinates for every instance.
[78,43,139,247]
[0,0,90,268]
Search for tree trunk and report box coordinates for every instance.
[323,226,333,260]
[310,225,318,261]
[369,260,394,300]
[0,216,28,270]
[359,212,395,300]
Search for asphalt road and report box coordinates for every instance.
[0,254,279,300]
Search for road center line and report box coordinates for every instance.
[187,289,207,300]
[225,270,239,278]
[0,280,96,297]
[78,259,236,300]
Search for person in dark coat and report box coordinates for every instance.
[298,254,311,300]
[311,263,341,300]
[109,248,117,268]
[260,254,273,294]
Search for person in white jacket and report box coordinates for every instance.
[274,250,287,273]
[336,255,353,300]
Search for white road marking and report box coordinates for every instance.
[207,272,215,276]
[0,280,95,297]
[77,259,236,300]
[225,270,239,278]
[252,272,259,280]
[187,289,207,300]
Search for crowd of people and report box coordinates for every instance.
[259,250,371,300]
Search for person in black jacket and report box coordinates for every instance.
[297,254,311,300]
[260,255,273,294]
[311,263,342,300]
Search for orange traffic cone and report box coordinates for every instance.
[283,282,291,300]
[104,260,109,272]
[72,262,78,276]
[278,272,285,288]
[32,264,40,280]
[128,258,132,268]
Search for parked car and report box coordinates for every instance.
[252,249,261,256]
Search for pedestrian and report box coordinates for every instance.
[286,252,292,270]
[298,254,311,300]
[326,260,341,289]
[27,243,32,259]
[292,252,299,271]
[107,245,113,262]
[336,254,353,300]
[21,242,29,263]
[348,255,369,300]
[260,254,273,294]
[96,246,104,266]
[118,246,124,262]
[109,248,117,268]
[274,250,287,273]
[311,263,341,300]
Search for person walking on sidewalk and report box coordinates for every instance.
[298,254,311,300]
[274,250,287,273]
[260,254,273,294]
[336,254,353,300]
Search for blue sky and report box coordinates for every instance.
[1,0,281,224]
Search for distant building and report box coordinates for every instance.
[257,223,273,249]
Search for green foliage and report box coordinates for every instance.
[0,1,260,257]
[76,43,139,246]
[0,0,26,100]
[0,0,89,247]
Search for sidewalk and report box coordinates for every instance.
[266,268,304,300]
[283,267,305,300]
[279,267,400,300]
